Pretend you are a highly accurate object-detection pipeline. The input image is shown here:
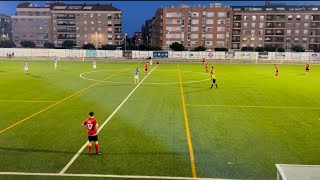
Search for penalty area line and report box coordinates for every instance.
[0,172,238,180]
[59,66,157,174]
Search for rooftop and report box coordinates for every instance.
[17,2,121,11]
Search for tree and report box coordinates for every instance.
[254,47,264,52]
[20,40,35,48]
[264,45,277,52]
[61,40,75,49]
[43,42,55,49]
[312,46,320,52]
[82,43,96,49]
[138,44,148,51]
[148,45,162,51]
[277,47,285,52]
[101,44,118,50]
[214,47,228,51]
[0,40,16,48]
[170,42,185,51]
[241,47,254,52]
[291,45,305,52]
[194,46,206,51]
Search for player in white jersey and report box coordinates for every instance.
[24,61,29,75]
[92,60,97,70]
[54,57,58,70]
[134,68,139,84]
[150,58,153,66]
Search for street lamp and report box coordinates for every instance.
[146,36,149,47]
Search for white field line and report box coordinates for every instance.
[0,172,238,180]
[59,66,157,174]
[80,69,210,85]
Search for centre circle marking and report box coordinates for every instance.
[80,69,211,85]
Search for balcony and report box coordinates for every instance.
[232,31,241,35]
[57,22,76,26]
[233,16,241,21]
[57,16,76,19]
[311,15,320,21]
[311,22,320,28]
[57,35,76,39]
[57,29,76,33]
[232,37,240,42]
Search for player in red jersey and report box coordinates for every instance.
[202,58,206,63]
[144,62,149,75]
[205,60,209,73]
[82,112,101,155]
[305,62,310,73]
[274,64,279,77]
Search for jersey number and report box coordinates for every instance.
[87,123,94,130]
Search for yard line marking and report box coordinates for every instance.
[0,64,137,134]
[0,100,57,103]
[178,64,197,178]
[186,104,320,110]
[0,172,238,180]
[59,66,157,174]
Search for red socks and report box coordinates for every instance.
[88,144,92,154]
[95,144,99,154]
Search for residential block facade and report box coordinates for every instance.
[143,4,320,51]
[12,2,122,48]
[0,14,12,41]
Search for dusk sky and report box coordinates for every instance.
[0,1,317,36]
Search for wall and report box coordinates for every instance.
[0,48,319,61]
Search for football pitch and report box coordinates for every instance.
[0,60,320,180]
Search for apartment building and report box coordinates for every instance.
[133,32,143,46]
[11,2,51,46]
[51,3,122,47]
[149,4,232,50]
[12,2,122,48]
[0,14,12,41]
[231,6,320,50]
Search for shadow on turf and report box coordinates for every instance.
[0,147,75,155]
[29,74,43,79]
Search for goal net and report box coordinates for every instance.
[276,164,320,180]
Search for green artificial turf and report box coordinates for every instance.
[0,60,320,180]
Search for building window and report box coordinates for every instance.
[252,15,256,21]
[218,20,225,25]
[296,15,301,20]
[98,27,101,31]
[304,23,308,27]
[206,19,214,24]
[259,22,264,28]
[217,27,225,31]
[84,27,87,31]
[217,34,225,39]
[260,16,264,21]
[288,15,292,21]
[305,15,309,20]
[252,23,256,28]
[91,21,94,24]
[294,38,299,42]
[84,34,87,38]
[207,12,214,17]
[295,30,299,33]
[287,30,291,34]
[77,34,80,38]
[216,41,224,46]
[84,21,87,25]
[303,30,308,34]
[259,30,263,35]
[244,16,248,21]
[251,30,255,34]
[218,12,226,17]
[90,14,94,18]
[303,37,307,41]
[98,21,101,24]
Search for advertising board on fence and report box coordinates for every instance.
[106,50,115,58]
[309,53,320,60]
[153,51,168,58]
[240,52,252,59]
[275,52,285,59]
[258,52,268,59]
[86,50,97,58]
[172,52,182,58]
[189,52,200,59]
[291,53,302,60]
[139,51,149,58]
[206,52,215,59]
